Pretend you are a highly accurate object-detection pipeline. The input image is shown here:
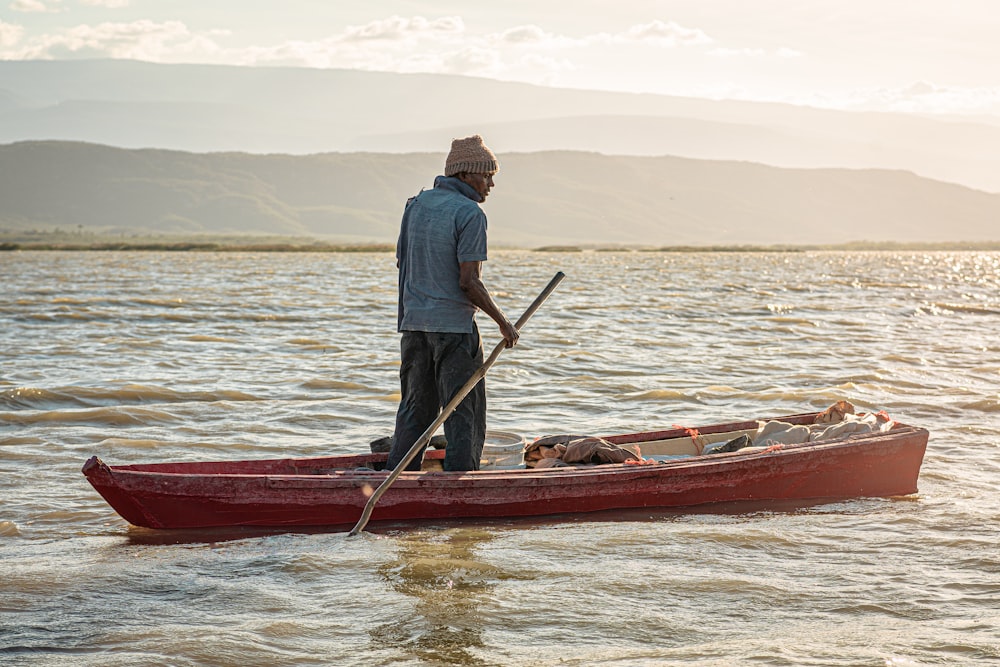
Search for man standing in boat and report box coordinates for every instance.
[387,135,520,472]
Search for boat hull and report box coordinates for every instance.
[82,414,928,531]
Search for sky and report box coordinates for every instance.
[2,0,999,116]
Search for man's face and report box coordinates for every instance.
[459,172,495,200]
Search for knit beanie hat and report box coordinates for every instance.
[444,135,499,177]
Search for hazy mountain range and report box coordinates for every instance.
[3,140,997,247]
[1,59,998,245]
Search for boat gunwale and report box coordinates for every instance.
[86,420,928,487]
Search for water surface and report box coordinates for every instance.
[2,250,998,665]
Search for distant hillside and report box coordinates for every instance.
[1,59,999,193]
[2,141,998,247]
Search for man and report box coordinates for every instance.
[387,135,519,472]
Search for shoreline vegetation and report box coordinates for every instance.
[4,241,1000,253]
[2,233,1000,253]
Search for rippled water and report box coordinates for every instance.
[2,250,998,666]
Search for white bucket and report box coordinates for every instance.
[480,430,526,468]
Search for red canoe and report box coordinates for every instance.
[82,411,928,531]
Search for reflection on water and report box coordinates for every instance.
[372,527,506,666]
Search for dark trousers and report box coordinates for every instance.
[387,324,486,472]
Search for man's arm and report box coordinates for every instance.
[459,260,519,348]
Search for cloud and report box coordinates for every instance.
[439,45,503,76]
[496,25,549,45]
[613,20,713,46]
[0,20,25,47]
[80,0,130,6]
[4,11,994,115]
[221,15,469,70]
[501,19,715,50]
[229,17,716,73]
[338,15,463,42]
[9,0,59,13]
[493,24,575,49]
[0,14,720,76]
[222,15,503,78]
[2,19,224,60]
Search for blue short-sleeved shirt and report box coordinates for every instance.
[396,175,488,333]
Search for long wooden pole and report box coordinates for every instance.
[348,271,565,536]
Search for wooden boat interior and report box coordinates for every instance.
[99,413,832,476]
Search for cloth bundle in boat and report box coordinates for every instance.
[525,435,642,468]
[700,401,894,455]
[751,406,894,448]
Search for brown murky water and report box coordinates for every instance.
[2,250,998,665]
